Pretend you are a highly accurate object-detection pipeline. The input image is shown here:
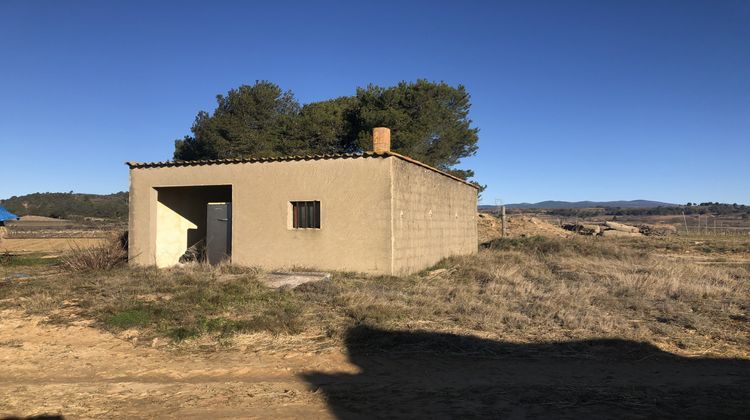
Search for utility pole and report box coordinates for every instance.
[501,205,507,238]
[697,214,701,235]
[682,212,689,235]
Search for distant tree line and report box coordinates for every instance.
[0,192,128,220]
[544,203,749,218]
[545,208,606,218]
[609,203,748,216]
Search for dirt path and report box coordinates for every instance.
[2,311,748,418]
[0,238,105,254]
[0,310,341,418]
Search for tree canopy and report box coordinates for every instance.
[174,80,480,183]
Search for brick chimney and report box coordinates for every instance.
[373,127,391,153]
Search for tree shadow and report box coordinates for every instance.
[302,326,750,419]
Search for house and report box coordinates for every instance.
[126,128,478,275]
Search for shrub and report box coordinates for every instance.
[60,231,127,272]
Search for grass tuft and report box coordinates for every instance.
[106,308,152,329]
[59,232,127,272]
[0,252,58,267]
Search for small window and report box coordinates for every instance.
[291,201,320,229]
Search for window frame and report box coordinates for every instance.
[290,200,321,229]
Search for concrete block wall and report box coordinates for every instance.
[390,158,478,275]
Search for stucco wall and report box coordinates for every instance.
[390,158,478,275]
[155,195,197,267]
[129,157,393,274]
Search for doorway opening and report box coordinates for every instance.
[154,185,232,267]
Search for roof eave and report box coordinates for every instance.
[125,151,479,190]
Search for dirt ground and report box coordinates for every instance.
[0,309,337,418]
[2,309,748,419]
[478,213,571,243]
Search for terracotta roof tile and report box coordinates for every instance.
[126,151,479,189]
[126,152,378,169]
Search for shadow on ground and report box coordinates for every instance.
[302,326,750,419]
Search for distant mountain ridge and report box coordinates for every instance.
[484,200,677,209]
[0,192,128,220]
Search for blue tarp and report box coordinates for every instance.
[0,205,19,222]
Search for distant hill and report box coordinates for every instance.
[0,192,128,220]
[483,200,676,210]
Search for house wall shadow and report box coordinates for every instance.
[302,326,750,419]
[156,185,231,256]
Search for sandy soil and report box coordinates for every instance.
[0,310,338,418]
[478,213,571,243]
[2,309,748,419]
[0,238,105,254]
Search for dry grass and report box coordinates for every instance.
[0,236,748,357]
[294,237,748,357]
[59,232,128,271]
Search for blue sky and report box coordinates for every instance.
[1,0,748,204]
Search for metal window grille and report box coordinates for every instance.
[291,201,320,229]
